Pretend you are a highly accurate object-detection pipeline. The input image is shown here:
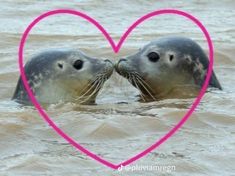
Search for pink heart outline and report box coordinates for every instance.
[18,9,214,170]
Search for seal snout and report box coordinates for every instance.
[115,58,134,79]
[102,59,114,78]
[103,58,114,68]
[115,58,127,72]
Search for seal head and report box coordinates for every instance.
[13,49,114,105]
[115,37,222,101]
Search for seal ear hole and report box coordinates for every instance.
[57,63,63,69]
[73,60,84,70]
[169,54,174,61]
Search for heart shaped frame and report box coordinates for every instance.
[18,9,214,169]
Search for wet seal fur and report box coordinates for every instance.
[13,49,114,105]
[115,36,222,101]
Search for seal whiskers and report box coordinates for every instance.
[76,76,105,104]
[75,67,113,104]
[133,73,157,101]
[126,71,156,102]
[129,73,146,102]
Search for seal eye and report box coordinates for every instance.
[73,60,83,70]
[147,52,160,62]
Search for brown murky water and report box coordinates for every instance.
[0,0,235,175]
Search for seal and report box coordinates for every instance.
[115,36,222,101]
[12,49,114,105]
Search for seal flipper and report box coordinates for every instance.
[12,77,23,100]
[209,71,222,90]
[12,77,31,104]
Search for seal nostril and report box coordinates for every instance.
[104,59,111,63]
[119,58,127,63]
